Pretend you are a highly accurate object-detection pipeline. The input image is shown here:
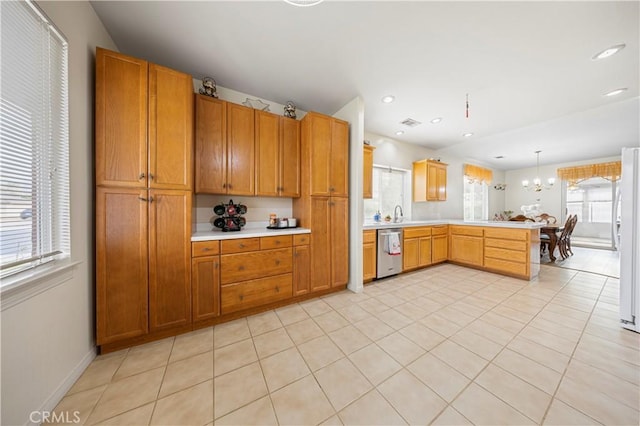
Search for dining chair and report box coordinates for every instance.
[556,215,578,260]
[565,215,578,257]
[540,214,572,259]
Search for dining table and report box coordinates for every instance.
[541,224,564,262]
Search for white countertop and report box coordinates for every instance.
[363,220,545,230]
[192,221,311,241]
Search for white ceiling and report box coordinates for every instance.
[90,0,640,170]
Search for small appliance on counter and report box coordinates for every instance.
[212,199,247,232]
[268,213,298,229]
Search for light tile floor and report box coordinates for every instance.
[52,264,639,425]
[544,246,620,278]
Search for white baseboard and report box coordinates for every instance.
[26,348,97,426]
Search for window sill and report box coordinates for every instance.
[1,258,82,311]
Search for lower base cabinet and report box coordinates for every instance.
[402,226,432,271]
[191,240,221,322]
[449,226,484,267]
[221,274,293,314]
[363,230,376,281]
[293,235,311,295]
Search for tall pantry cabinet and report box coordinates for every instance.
[95,48,193,348]
[293,112,349,291]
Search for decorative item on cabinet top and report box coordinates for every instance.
[284,101,297,119]
[242,98,270,111]
[212,199,247,232]
[199,77,218,98]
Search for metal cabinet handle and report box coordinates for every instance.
[138,173,145,180]
[138,196,148,202]
[222,183,227,189]
[239,265,245,271]
[203,247,210,251]
[239,295,244,301]
[275,286,280,293]
[214,262,219,269]
[275,260,280,265]
[148,196,154,203]
[239,243,245,248]
[148,173,154,180]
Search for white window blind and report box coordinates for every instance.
[0,0,70,280]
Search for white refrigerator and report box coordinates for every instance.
[619,147,640,333]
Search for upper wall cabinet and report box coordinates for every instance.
[363,144,375,199]
[95,48,193,190]
[255,110,300,197]
[195,96,255,195]
[413,159,447,201]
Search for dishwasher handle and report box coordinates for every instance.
[379,232,401,237]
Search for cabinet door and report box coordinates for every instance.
[255,110,280,197]
[148,190,192,331]
[227,103,255,195]
[330,197,349,287]
[310,197,331,291]
[96,187,148,345]
[306,113,332,196]
[280,117,301,197]
[450,235,483,266]
[432,235,448,263]
[363,242,376,281]
[437,166,447,200]
[148,64,193,190]
[427,164,438,201]
[192,255,220,322]
[419,236,432,267]
[363,145,375,199]
[403,238,419,271]
[293,245,310,296]
[412,160,427,202]
[330,119,349,197]
[95,48,148,188]
[195,95,227,194]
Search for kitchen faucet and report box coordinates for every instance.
[393,205,404,223]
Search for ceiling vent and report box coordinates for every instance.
[400,118,422,127]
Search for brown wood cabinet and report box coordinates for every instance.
[363,145,375,199]
[363,230,376,282]
[431,225,449,264]
[191,240,221,322]
[402,227,432,271]
[413,159,447,202]
[195,97,255,195]
[293,238,311,296]
[449,226,484,267]
[483,228,530,278]
[256,110,300,197]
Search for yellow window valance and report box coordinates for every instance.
[557,161,622,183]
[464,164,493,184]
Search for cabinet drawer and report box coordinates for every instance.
[363,230,376,244]
[484,257,527,277]
[450,226,484,237]
[484,238,527,251]
[261,235,293,250]
[485,246,527,263]
[293,233,310,246]
[221,238,260,254]
[192,240,220,257]
[403,227,431,239]
[431,225,448,236]
[221,273,293,314]
[484,228,529,241]
[221,248,292,284]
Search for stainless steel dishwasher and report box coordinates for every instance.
[377,228,403,278]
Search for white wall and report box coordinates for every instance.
[1,2,117,425]
[504,155,621,220]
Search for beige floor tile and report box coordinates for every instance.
[431,340,488,379]
[314,310,350,333]
[408,296,444,315]
[214,362,268,419]
[357,298,392,315]
[319,414,343,425]
[285,318,325,345]
[376,332,425,366]
[94,402,154,425]
[451,329,503,360]
[86,367,165,424]
[480,311,526,334]
[275,304,310,325]
[214,395,278,425]
[214,338,258,377]
[338,389,406,425]
[377,370,446,424]
[260,347,310,392]
[538,308,588,330]
[572,344,640,386]
[374,293,407,307]
[508,336,571,373]
[543,399,601,425]
[214,318,251,348]
[348,343,402,385]
[113,338,173,380]
[407,353,469,402]
[246,310,282,336]
[398,323,446,351]
[297,335,345,372]
[170,327,213,363]
[465,318,515,345]
[431,406,473,425]
[252,327,295,359]
[475,364,552,423]
[159,350,213,398]
[394,302,429,321]
[328,325,371,355]
[555,376,640,425]
[529,318,583,342]
[271,375,335,425]
[300,298,334,317]
[150,380,213,425]
[419,313,462,337]
[353,316,395,341]
[491,305,535,323]
[336,304,371,323]
[493,348,561,394]
[436,306,477,327]
[452,383,535,425]
[376,309,413,330]
[68,354,125,395]
[579,332,640,366]
[314,358,373,411]
[48,385,106,425]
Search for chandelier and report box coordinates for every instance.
[522,151,555,192]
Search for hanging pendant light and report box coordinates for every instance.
[522,151,555,192]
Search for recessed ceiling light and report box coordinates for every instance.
[430,117,443,124]
[463,133,474,138]
[592,44,626,60]
[494,155,504,159]
[395,131,404,136]
[284,0,324,7]
[381,95,395,103]
[604,88,627,97]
